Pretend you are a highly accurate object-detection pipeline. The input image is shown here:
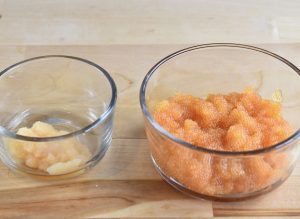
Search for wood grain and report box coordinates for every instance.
[0,0,300,45]
[0,180,213,218]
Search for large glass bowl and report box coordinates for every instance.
[0,55,117,178]
[140,43,300,201]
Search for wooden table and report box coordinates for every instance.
[0,1,299,218]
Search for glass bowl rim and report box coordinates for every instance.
[140,43,300,156]
[0,55,117,142]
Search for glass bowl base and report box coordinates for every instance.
[0,143,110,180]
[151,155,291,202]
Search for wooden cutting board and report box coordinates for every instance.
[0,44,299,218]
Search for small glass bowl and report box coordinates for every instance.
[140,43,300,201]
[0,55,117,178]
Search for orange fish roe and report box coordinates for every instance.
[151,89,293,195]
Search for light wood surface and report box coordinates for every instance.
[0,0,300,218]
[0,0,300,45]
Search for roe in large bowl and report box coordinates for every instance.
[152,89,293,195]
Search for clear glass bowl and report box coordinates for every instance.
[140,43,300,201]
[0,55,117,178]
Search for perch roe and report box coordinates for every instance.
[151,89,293,195]
[7,121,91,175]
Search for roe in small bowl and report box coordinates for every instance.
[0,56,117,178]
